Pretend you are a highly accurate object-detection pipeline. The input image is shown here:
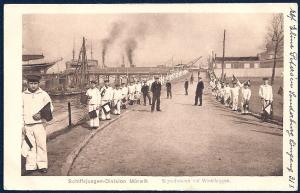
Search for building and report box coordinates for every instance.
[211,54,283,78]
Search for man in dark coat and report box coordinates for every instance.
[151,76,162,112]
[141,80,151,106]
[184,79,189,95]
[195,77,204,106]
[166,80,172,99]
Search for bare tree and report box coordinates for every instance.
[266,14,284,85]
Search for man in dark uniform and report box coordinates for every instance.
[194,77,204,106]
[141,80,151,106]
[184,79,189,95]
[190,74,194,85]
[151,76,162,112]
[166,79,172,99]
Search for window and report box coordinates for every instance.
[254,63,260,68]
[225,63,231,69]
[216,63,222,69]
[244,63,250,68]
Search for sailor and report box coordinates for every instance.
[219,83,225,104]
[128,82,135,105]
[194,77,204,106]
[100,80,113,120]
[112,84,123,115]
[151,76,162,112]
[224,82,231,107]
[141,80,152,105]
[121,82,129,109]
[166,79,172,99]
[231,81,240,111]
[22,74,53,174]
[184,79,189,95]
[135,80,142,105]
[241,81,251,114]
[259,77,273,120]
[86,80,101,128]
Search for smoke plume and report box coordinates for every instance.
[101,22,124,67]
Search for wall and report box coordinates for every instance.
[214,67,283,78]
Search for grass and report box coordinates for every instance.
[236,77,283,121]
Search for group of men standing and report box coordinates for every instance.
[208,72,274,120]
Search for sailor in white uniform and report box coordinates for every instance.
[231,81,240,111]
[259,77,273,119]
[224,82,231,107]
[121,83,129,109]
[240,82,251,114]
[22,74,53,174]
[86,80,101,128]
[100,80,113,120]
[112,84,123,115]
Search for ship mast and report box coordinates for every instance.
[74,37,89,89]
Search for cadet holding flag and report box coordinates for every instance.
[112,84,123,115]
[240,81,251,114]
[86,80,101,128]
[259,77,273,121]
[100,80,113,120]
[22,75,53,174]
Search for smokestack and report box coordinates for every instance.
[125,38,137,68]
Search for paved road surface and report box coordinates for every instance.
[69,78,283,176]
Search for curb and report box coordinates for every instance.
[60,110,131,176]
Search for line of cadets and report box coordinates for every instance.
[86,70,189,129]
[208,71,274,120]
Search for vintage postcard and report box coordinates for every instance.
[3,3,298,191]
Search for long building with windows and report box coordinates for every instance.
[211,54,283,78]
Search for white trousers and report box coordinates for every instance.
[113,100,121,115]
[232,95,239,110]
[23,123,47,170]
[101,100,111,120]
[88,104,99,127]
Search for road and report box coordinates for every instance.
[69,77,283,176]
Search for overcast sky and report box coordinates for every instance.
[23,13,273,72]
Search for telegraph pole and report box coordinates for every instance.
[221,30,226,80]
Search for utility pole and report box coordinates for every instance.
[90,41,93,60]
[222,30,226,80]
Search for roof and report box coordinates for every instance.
[215,56,259,62]
[22,54,44,61]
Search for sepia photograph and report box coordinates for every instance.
[4,3,298,191]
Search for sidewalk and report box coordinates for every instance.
[26,73,191,176]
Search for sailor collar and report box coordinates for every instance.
[24,88,43,94]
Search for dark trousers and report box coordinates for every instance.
[151,95,161,111]
[195,93,203,105]
[185,87,188,95]
[143,93,151,105]
[167,90,172,99]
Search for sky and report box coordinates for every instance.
[23,13,274,72]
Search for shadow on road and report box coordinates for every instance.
[250,129,283,136]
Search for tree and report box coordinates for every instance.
[266,14,284,85]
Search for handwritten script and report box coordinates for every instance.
[286,7,297,190]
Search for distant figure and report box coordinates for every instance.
[166,79,172,99]
[128,82,135,105]
[112,84,123,115]
[184,79,189,95]
[194,77,204,106]
[224,82,231,107]
[241,82,251,114]
[86,80,101,128]
[121,83,128,109]
[151,76,162,112]
[231,82,240,111]
[141,80,151,106]
[190,74,194,84]
[259,77,273,121]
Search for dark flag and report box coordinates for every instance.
[39,102,53,121]
[232,75,238,83]
[278,86,283,96]
[88,110,98,119]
